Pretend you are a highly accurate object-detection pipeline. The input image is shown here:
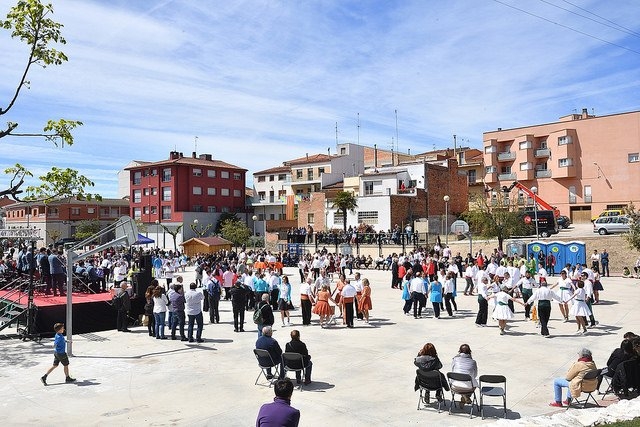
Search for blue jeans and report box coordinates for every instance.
[553,377,571,402]
[257,323,264,337]
[187,312,203,341]
[154,312,166,338]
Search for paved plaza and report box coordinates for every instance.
[1,266,639,426]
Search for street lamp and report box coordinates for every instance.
[252,215,258,236]
[191,218,210,238]
[531,186,539,238]
[155,219,161,249]
[443,195,450,245]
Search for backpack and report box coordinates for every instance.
[113,293,123,310]
[253,304,264,324]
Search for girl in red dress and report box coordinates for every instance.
[358,278,373,323]
[313,284,335,327]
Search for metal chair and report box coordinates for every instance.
[282,352,308,390]
[415,369,446,412]
[447,372,478,418]
[567,369,600,409]
[598,368,614,399]
[253,349,279,387]
[479,374,507,419]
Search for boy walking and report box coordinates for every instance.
[41,323,75,386]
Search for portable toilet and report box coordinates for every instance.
[507,240,526,257]
[526,241,548,264]
[546,241,565,274]
[565,241,586,267]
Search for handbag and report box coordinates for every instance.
[287,301,295,311]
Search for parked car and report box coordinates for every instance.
[592,215,631,235]
[591,209,625,222]
[557,215,571,229]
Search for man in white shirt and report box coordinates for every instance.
[526,281,562,337]
[409,271,426,318]
[184,282,204,343]
[517,271,536,319]
[352,272,364,320]
[581,272,598,328]
[299,278,315,326]
[341,280,357,328]
[475,277,490,327]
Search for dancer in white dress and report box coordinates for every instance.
[551,270,574,322]
[490,285,525,335]
[566,280,591,335]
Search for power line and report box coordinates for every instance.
[491,0,640,56]
[559,0,640,39]
[539,0,640,39]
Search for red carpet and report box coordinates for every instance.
[0,290,112,307]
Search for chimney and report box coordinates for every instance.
[582,108,588,119]
[192,151,197,158]
[497,128,502,131]
[169,151,180,160]
[179,152,184,158]
[306,153,309,160]
[374,144,378,169]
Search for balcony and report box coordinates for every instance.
[535,170,552,178]
[497,151,516,161]
[397,188,417,196]
[535,148,551,158]
[498,173,516,181]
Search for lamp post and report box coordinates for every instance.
[443,195,450,245]
[155,219,160,249]
[531,186,539,238]
[252,215,257,237]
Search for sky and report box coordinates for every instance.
[1,0,639,199]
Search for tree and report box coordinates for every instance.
[332,191,358,232]
[45,228,61,245]
[1,0,95,201]
[220,219,251,249]
[215,212,240,234]
[73,219,101,241]
[463,193,530,252]
[624,203,640,253]
[159,223,183,251]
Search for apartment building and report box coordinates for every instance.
[483,109,640,222]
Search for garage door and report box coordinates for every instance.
[570,206,592,223]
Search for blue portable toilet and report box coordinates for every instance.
[526,241,548,265]
[546,241,565,274]
[565,241,586,267]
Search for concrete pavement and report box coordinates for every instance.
[1,266,638,426]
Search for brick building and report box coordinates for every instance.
[126,151,248,247]
[483,109,640,222]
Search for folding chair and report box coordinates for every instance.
[567,369,600,409]
[598,368,614,399]
[282,352,308,390]
[479,374,507,419]
[447,372,478,418]
[415,369,446,412]
[253,349,279,387]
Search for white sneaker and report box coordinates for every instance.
[282,323,286,327]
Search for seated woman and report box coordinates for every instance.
[550,348,597,407]
[599,336,635,391]
[450,344,478,408]
[414,342,448,401]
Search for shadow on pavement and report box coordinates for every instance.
[74,347,196,359]
[301,380,335,392]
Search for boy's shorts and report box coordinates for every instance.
[53,352,70,366]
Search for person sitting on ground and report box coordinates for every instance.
[450,343,478,408]
[550,348,597,407]
[284,329,313,385]
[414,342,449,400]
[255,326,284,380]
[598,334,636,392]
[256,378,300,427]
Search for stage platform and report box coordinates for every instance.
[0,290,144,336]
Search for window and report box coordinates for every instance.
[151,206,157,215]
[132,207,141,219]
[278,174,286,181]
[484,146,496,154]
[485,166,497,174]
[318,167,325,175]
[132,189,141,203]
[162,187,171,201]
[258,191,265,200]
[558,158,573,167]
[234,173,241,180]
[143,187,150,196]
[558,136,572,145]
[207,206,216,213]
[151,187,157,195]
[340,147,346,154]
[233,190,241,197]
[307,168,313,180]
[48,207,59,217]
[584,185,592,203]
[258,214,264,221]
[519,141,531,150]
[569,186,577,204]
[162,206,171,220]
[193,168,202,177]
[221,171,229,179]
[143,206,149,215]
[221,188,229,196]
[468,169,476,184]
[193,186,202,195]
[540,140,548,149]
[258,176,265,182]
[307,213,314,224]
[296,169,303,179]
[500,166,511,174]
[333,211,344,224]
[519,162,532,171]
[207,169,216,178]
[207,187,216,196]
[71,207,81,215]
[222,207,230,213]
[87,208,95,214]
[143,169,149,177]
[535,163,548,171]
[358,211,379,224]
[193,205,203,212]
[269,175,275,181]
[162,168,171,182]
[269,213,275,220]
[133,171,142,185]
[150,168,157,176]
[629,153,639,163]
